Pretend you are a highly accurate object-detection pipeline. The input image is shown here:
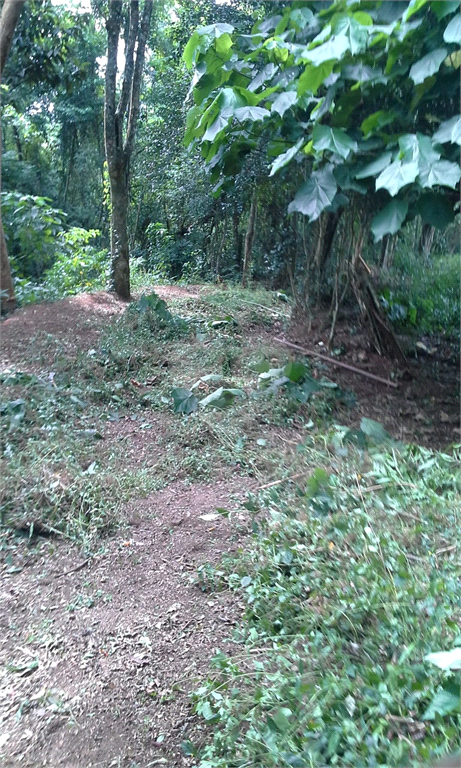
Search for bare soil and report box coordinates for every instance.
[0,288,459,768]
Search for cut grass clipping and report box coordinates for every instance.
[190,435,461,768]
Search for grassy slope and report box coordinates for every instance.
[1,284,460,766]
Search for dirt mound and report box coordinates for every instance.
[0,480,253,768]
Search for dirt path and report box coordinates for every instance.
[1,480,254,768]
[1,287,255,767]
[1,287,459,766]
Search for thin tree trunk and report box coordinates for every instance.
[242,190,257,288]
[0,216,15,312]
[318,211,341,275]
[63,130,76,206]
[0,0,26,313]
[110,165,130,299]
[104,0,153,301]
[233,208,243,272]
[0,0,25,73]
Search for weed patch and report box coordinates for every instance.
[190,438,461,767]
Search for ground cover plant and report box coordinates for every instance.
[1,283,459,768]
[0,1,460,764]
[190,433,461,767]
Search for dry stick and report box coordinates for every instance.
[257,472,307,491]
[435,544,457,555]
[274,337,399,388]
[56,559,91,579]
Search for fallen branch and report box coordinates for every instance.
[256,472,307,490]
[274,337,398,388]
[56,559,91,579]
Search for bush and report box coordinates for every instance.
[382,250,460,338]
[13,228,107,306]
[1,192,67,280]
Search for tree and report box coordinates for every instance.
[1,0,101,309]
[0,0,26,312]
[104,0,153,300]
[183,0,460,349]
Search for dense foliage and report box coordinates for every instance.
[184,1,460,239]
[1,0,459,327]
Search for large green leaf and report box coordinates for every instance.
[360,418,391,444]
[288,166,338,222]
[202,113,232,143]
[215,33,233,56]
[418,159,461,189]
[332,16,369,54]
[342,64,386,82]
[297,60,334,96]
[217,87,249,111]
[422,683,460,720]
[430,0,460,21]
[283,361,309,383]
[200,23,235,37]
[199,387,245,409]
[334,164,367,193]
[409,48,448,84]
[371,198,409,240]
[376,160,418,196]
[183,24,234,69]
[271,90,298,117]
[183,30,204,69]
[355,152,392,179]
[433,116,461,145]
[248,63,278,92]
[269,139,304,177]
[360,109,397,137]
[193,71,226,106]
[416,193,456,229]
[312,124,358,159]
[443,13,461,43]
[290,6,315,30]
[233,106,270,122]
[399,133,440,164]
[172,388,199,415]
[304,35,350,66]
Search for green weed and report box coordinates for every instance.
[382,251,460,338]
[190,438,461,767]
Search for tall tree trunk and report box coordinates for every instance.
[104,0,153,301]
[242,190,257,288]
[0,0,26,313]
[110,164,130,298]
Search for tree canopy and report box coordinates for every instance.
[183,0,460,240]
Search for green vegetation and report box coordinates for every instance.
[190,436,461,767]
[382,251,460,337]
[0,2,460,765]
[1,282,459,765]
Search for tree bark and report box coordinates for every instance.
[242,189,257,288]
[0,0,25,73]
[104,0,153,300]
[0,0,26,312]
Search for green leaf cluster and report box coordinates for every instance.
[184,0,460,239]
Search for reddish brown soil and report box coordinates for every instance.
[0,287,459,767]
[285,310,460,450]
[0,481,253,768]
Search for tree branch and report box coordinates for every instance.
[116,0,138,120]
[124,0,153,161]
[104,1,123,170]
